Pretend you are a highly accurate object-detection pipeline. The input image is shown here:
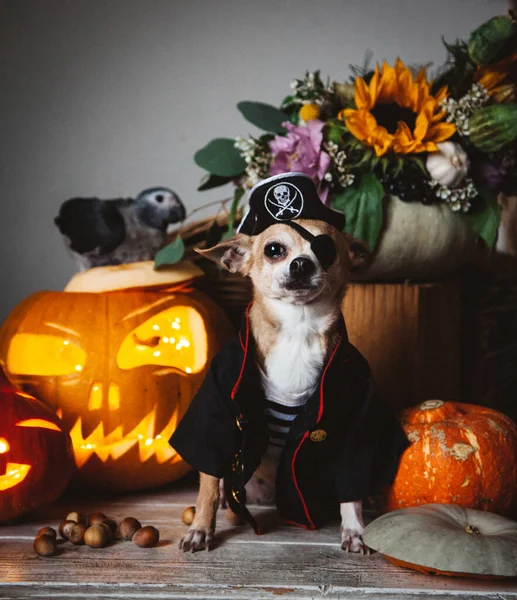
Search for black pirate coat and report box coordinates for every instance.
[170,308,409,531]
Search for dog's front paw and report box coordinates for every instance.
[340,527,370,555]
[180,526,214,553]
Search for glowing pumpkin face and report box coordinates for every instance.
[0,369,75,522]
[0,287,233,492]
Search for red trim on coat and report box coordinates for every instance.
[231,303,252,400]
[285,519,312,530]
[317,335,344,423]
[291,432,316,530]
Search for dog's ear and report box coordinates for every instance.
[343,233,372,274]
[195,234,253,275]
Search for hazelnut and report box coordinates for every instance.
[84,524,110,548]
[101,518,117,536]
[226,507,245,526]
[88,511,107,526]
[65,511,87,525]
[132,526,159,548]
[58,520,76,540]
[36,526,57,540]
[98,522,114,542]
[34,534,57,557]
[69,523,87,545]
[119,517,142,541]
[181,506,196,526]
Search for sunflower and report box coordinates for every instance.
[474,51,517,103]
[338,59,456,157]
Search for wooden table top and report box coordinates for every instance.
[1,476,517,599]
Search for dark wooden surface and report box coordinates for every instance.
[1,478,517,599]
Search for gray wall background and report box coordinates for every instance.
[0,0,507,322]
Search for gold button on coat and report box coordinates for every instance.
[310,429,327,442]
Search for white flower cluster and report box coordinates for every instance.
[289,71,328,105]
[235,137,272,188]
[428,177,478,212]
[440,83,490,136]
[324,141,355,187]
[291,71,318,92]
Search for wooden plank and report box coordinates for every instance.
[1,582,517,600]
[1,483,517,599]
[342,282,461,412]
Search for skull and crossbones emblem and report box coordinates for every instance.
[265,182,304,221]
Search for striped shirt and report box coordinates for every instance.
[262,379,315,457]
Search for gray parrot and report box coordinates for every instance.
[55,187,186,271]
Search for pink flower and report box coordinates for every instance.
[269,120,331,201]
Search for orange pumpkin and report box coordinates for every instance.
[0,368,75,522]
[0,262,233,492]
[382,400,517,517]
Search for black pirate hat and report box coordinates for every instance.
[237,173,346,270]
[238,172,346,235]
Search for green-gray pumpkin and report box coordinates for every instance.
[363,504,517,578]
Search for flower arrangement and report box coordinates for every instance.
[189,13,517,256]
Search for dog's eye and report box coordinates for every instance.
[264,243,287,259]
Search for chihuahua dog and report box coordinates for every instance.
[178,218,369,553]
[170,172,407,554]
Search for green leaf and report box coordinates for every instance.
[197,173,234,191]
[222,187,245,241]
[194,138,246,177]
[154,236,185,269]
[281,95,296,108]
[469,190,501,248]
[332,173,385,251]
[237,101,288,133]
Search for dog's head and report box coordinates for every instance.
[198,219,369,305]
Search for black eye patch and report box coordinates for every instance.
[283,221,336,270]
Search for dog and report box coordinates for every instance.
[169,173,408,554]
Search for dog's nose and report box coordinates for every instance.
[289,257,315,279]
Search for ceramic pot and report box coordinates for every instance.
[354,196,477,281]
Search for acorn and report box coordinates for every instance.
[68,523,87,545]
[88,511,107,526]
[65,511,87,525]
[34,534,57,557]
[101,518,118,536]
[181,506,196,526]
[119,517,142,541]
[84,524,111,548]
[36,526,57,540]
[58,520,76,540]
[133,526,160,548]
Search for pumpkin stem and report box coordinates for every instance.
[465,523,481,535]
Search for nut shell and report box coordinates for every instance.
[69,523,87,545]
[181,506,196,526]
[34,534,57,557]
[37,526,57,540]
[133,525,160,548]
[84,524,110,548]
[119,517,142,541]
[66,511,87,525]
[88,512,107,526]
[58,520,76,540]
[101,518,118,536]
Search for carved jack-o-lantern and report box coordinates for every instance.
[0,262,233,492]
[0,368,75,522]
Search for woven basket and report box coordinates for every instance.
[178,212,252,328]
